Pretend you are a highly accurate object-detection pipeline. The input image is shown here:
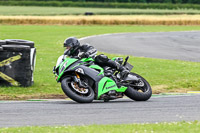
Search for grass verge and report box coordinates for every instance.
[1,6,200,16]
[0,25,200,100]
[1,15,200,25]
[0,121,199,133]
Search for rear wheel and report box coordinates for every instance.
[61,76,94,103]
[125,72,152,101]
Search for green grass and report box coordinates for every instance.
[0,121,200,133]
[1,6,200,16]
[0,25,200,99]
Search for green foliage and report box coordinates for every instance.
[136,0,147,3]
[0,1,200,9]
[172,0,183,3]
[163,0,172,3]
[188,0,200,4]
[104,0,117,2]
[0,0,199,4]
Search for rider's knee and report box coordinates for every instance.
[95,54,109,64]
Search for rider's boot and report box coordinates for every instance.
[118,65,129,80]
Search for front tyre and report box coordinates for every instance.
[61,77,94,103]
[125,72,152,101]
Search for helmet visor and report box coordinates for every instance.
[64,42,73,47]
[66,46,71,50]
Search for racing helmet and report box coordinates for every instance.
[64,37,80,55]
[64,37,80,48]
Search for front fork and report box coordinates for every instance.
[72,72,87,88]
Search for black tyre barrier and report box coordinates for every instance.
[0,39,36,87]
[2,45,31,51]
[31,48,36,71]
[5,39,34,48]
[0,40,6,46]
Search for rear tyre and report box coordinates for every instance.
[125,72,152,101]
[61,77,94,103]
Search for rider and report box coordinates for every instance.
[63,37,129,79]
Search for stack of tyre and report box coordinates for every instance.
[0,39,36,87]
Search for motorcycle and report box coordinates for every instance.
[53,52,152,103]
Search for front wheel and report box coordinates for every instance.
[61,77,94,103]
[125,72,152,101]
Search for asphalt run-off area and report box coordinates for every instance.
[80,31,200,62]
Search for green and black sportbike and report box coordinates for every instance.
[53,53,152,103]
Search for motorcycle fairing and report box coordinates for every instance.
[57,58,79,81]
[97,77,118,99]
[72,65,104,82]
[57,57,102,82]
[97,77,128,99]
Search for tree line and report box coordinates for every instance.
[0,0,199,4]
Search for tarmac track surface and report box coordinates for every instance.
[80,31,200,62]
[0,95,200,127]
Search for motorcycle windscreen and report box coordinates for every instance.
[56,55,64,68]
